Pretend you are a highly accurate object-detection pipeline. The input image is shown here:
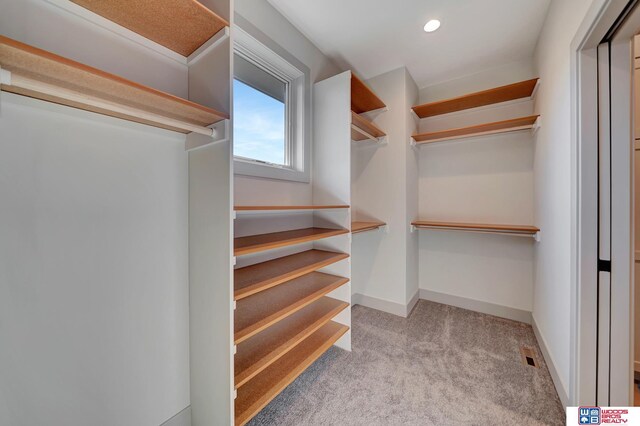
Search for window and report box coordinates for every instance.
[233,56,287,166]
[233,26,310,182]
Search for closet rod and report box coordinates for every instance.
[2,70,215,137]
[412,224,539,239]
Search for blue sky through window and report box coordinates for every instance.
[233,79,286,165]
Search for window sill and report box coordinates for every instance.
[234,158,310,183]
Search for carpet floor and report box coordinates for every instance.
[247,300,565,426]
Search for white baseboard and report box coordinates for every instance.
[161,406,191,426]
[418,289,532,324]
[532,316,569,407]
[352,292,416,318]
[407,289,420,316]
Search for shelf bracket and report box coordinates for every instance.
[0,67,11,111]
[531,116,541,134]
[534,231,541,242]
[409,137,417,148]
[185,118,229,151]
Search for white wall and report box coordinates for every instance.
[416,62,537,315]
[0,1,197,424]
[233,0,341,206]
[532,0,594,402]
[0,94,190,426]
[351,67,419,313]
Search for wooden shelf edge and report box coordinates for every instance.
[234,273,349,344]
[234,227,349,256]
[351,73,385,114]
[234,298,349,388]
[234,321,349,426]
[234,205,349,211]
[0,35,228,136]
[351,111,385,142]
[351,221,386,234]
[234,250,350,301]
[412,78,539,118]
[412,220,539,235]
[412,115,539,145]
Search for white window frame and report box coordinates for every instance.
[233,25,310,182]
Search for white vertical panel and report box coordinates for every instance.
[597,271,611,405]
[599,43,612,262]
[188,141,233,426]
[312,71,352,350]
[608,35,633,406]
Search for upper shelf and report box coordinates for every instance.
[0,36,228,136]
[70,0,229,57]
[412,78,539,118]
[351,74,385,114]
[235,205,349,211]
[412,115,539,145]
[351,111,385,142]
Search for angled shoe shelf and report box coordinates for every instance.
[235,205,349,211]
[70,0,229,57]
[0,36,229,137]
[234,321,349,426]
[234,250,349,300]
[234,296,348,388]
[234,271,349,344]
[411,115,540,145]
[412,78,539,118]
[234,227,349,256]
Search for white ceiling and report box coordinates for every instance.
[267,0,551,88]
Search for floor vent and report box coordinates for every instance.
[520,346,539,368]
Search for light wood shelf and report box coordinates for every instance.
[235,205,349,211]
[351,73,385,114]
[234,250,349,300]
[235,297,348,388]
[70,0,229,57]
[0,36,228,136]
[351,111,385,142]
[412,115,539,145]
[234,227,349,256]
[412,220,539,236]
[234,271,349,344]
[351,221,386,234]
[412,78,539,118]
[234,321,349,426]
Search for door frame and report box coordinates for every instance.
[572,0,636,406]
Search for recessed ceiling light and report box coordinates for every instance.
[424,19,441,32]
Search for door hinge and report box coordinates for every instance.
[598,259,611,272]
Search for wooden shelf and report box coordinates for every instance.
[351,221,386,234]
[412,220,539,236]
[412,115,539,145]
[70,0,229,57]
[0,36,228,136]
[234,227,349,256]
[351,73,385,114]
[351,111,385,142]
[235,321,349,426]
[412,78,539,118]
[234,271,348,344]
[235,297,348,388]
[235,205,349,211]
[234,250,349,300]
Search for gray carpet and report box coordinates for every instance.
[248,300,565,426]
